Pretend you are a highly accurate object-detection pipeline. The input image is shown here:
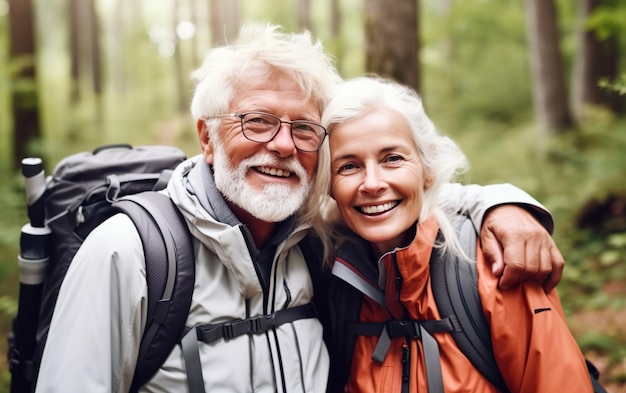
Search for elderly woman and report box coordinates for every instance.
[320,76,593,393]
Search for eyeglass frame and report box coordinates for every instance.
[205,111,328,152]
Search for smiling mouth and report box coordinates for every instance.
[255,166,292,178]
[358,201,400,215]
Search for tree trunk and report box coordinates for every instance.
[190,0,200,66]
[524,0,572,133]
[330,0,340,38]
[173,0,187,113]
[298,0,312,32]
[572,0,622,122]
[68,0,81,103]
[112,0,126,95]
[8,0,41,169]
[364,0,420,94]
[209,0,240,46]
[68,0,102,102]
[88,0,102,96]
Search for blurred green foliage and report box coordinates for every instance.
[0,0,625,390]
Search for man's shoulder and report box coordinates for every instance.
[80,213,145,267]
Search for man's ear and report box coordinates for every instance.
[197,119,214,164]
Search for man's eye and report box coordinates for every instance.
[248,117,272,125]
[293,123,315,132]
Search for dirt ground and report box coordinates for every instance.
[569,304,626,393]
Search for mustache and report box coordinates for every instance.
[242,153,309,181]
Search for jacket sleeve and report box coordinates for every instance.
[475,249,593,393]
[439,183,554,234]
[35,214,147,393]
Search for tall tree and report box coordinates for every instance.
[524,0,572,133]
[68,0,102,102]
[173,0,187,113]
[88,0,102,96]
[298,0,312,32]
[8,0,41,170]
[112,0,127,95]
[572,0,622,123]
[330,0,340,37]
[209,0,240,46]
[364,0,420,94]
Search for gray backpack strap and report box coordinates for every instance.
[430,216,510,393]
[112,191,196,392]
[331,262,386,306]
[181,327,206,393]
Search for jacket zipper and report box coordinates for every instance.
[401,341,411,393]
[392,253,403,301]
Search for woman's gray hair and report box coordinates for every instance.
[189,24,341,256]
[319,76,470,259]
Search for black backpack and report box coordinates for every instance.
[325,217,607,393]
[9,144,324,393]
[8,144,196,393]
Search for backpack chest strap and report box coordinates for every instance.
[195,303,316,343]
[179,303,316,393]
[347,318,454,362]
[347,318,453,393]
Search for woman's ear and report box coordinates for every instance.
[424,175,434,189]
[197,119,214,164]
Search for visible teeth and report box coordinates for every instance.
[361,202,398,214]
[257,166,291,177]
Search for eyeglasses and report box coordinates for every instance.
[208,111,328,152]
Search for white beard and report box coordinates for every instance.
[211,140,312,222]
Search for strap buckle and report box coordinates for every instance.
[249,315,266,334]
[386,320,420,338]
[222,322,235,341]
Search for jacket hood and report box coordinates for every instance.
[166,155,239,252]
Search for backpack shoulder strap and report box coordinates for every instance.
[112,191,196,392]
[431,216,608,393]
[430,216,510,393]
[298,232,330,322]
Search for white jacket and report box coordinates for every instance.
[35,155,551,393]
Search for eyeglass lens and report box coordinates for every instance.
[241,112,325,152]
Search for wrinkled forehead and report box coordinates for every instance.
[231,72,323,117]
[232,67,324,112]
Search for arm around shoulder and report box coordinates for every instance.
[440,183,553,234]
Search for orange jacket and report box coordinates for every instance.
[332,217,593,393]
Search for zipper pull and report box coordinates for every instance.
[395,276,403,301]
[401,343,411,391]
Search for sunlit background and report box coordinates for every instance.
[1,0,625,391]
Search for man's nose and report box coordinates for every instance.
[266,123,297,157]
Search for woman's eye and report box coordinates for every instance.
[337,163,358,173]
[385,155,404,163]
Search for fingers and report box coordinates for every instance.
[543,243,565,293]
[479,227,504,276]
[480,205,565,291]
[498,234,528,289]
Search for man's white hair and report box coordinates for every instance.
[190,24,341,261]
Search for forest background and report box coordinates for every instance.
[1,0,625,391]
